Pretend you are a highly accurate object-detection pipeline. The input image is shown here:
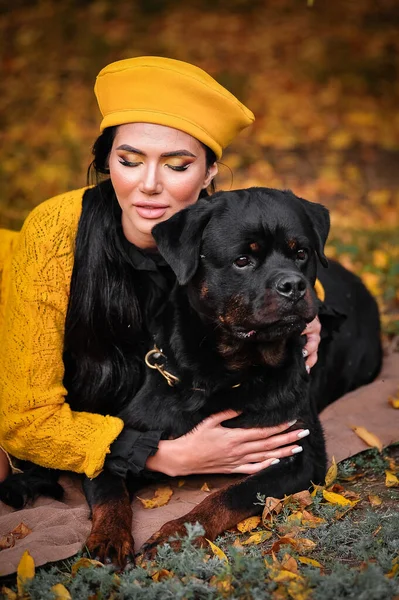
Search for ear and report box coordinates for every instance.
[298,196,330,267]
[151,200,213,285]
[202,162,218,189]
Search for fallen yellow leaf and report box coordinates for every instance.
[210,574,233,593]
[310,483,324,498]
[325,456,338,487]
[301,509,326,528]
[51,583,72,599]
[206,539,228,562]
[236,515,261,532]
[242,530,272,545]
[368,494,383,507]
[350,426,383,452]
[17,550,35,598]
[277,523,303,538]
[271,537,296,553]
[177,479,185,487]
[323,490,353,506]
[0,522,32,550]
[298,556,323,568]
[287,579,312,600]
[386,557,399,579]
[287,511,303,524]
[281,553,298,574]
[262,496,283,524]
[200,482,211,492]
[385,471,399,488]
[137,486,174,509]
[271,569,303,583]
[285,490,313,509]
[71,557,104,574]
[151,569,173,582]
[294,538,317,553]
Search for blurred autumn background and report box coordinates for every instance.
[1,0,398,334]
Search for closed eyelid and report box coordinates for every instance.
[117,151,142,161]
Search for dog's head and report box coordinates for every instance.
[152,188,329,354]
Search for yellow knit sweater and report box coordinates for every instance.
[0,188,124,478]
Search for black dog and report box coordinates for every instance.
[0,188,382,566]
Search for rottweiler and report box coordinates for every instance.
[0,188,382,566]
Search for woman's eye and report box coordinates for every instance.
[118,159,141,167]
[167,164,189,171]
[234,256,251,268]
[296,248,308,261]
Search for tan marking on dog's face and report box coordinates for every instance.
[250,242,260,253]
[200,283,209,299]
[223,295,248,325]
[287,239,297,250]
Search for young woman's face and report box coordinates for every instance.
[108,123,218,249]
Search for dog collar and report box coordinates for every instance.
[144,344,241,391]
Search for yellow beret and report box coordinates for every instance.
[94,56,255,159]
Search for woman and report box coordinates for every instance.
[0,57,320,485]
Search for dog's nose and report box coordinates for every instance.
[275,273,307,301]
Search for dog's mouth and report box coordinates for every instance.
[235,329,257,340]
[230,315,311,342]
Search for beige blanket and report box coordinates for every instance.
[1,347,398,576]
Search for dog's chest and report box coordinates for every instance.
[122,363,308,439]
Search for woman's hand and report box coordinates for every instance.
[302,315,321,372]
[145,410,310,477]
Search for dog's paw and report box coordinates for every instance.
[85,527,135,569]
[138,520,207,562]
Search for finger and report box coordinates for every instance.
[303,334,320,357]
[226,420,299,443]
[230,457,283,475]
[242,443,305,463]
[302,315,321,336]
[234,429,310,455]
[306,351,318,369]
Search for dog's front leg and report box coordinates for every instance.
[139,480,252,560]
[83,471,135,568]
[140,430,326,560]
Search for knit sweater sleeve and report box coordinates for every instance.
[0,189,124,478]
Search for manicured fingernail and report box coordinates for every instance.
[271,458,280,465]
[306,365,311,374]
[292,446,303,454]
[297,429,310,439]
[302,349,308,358]
[288,419,297,427]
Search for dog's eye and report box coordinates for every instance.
[296,249,308,261]
[234,256,251,268]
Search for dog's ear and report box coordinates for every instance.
[298,197,330,267]
[152,201,213,285]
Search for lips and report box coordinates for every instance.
[134,203,169,219]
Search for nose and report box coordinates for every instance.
[274,273,307,302]
[139,164,162,195]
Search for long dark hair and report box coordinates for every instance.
[63,127,217,414]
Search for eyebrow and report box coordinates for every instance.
[116,145,196,158]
